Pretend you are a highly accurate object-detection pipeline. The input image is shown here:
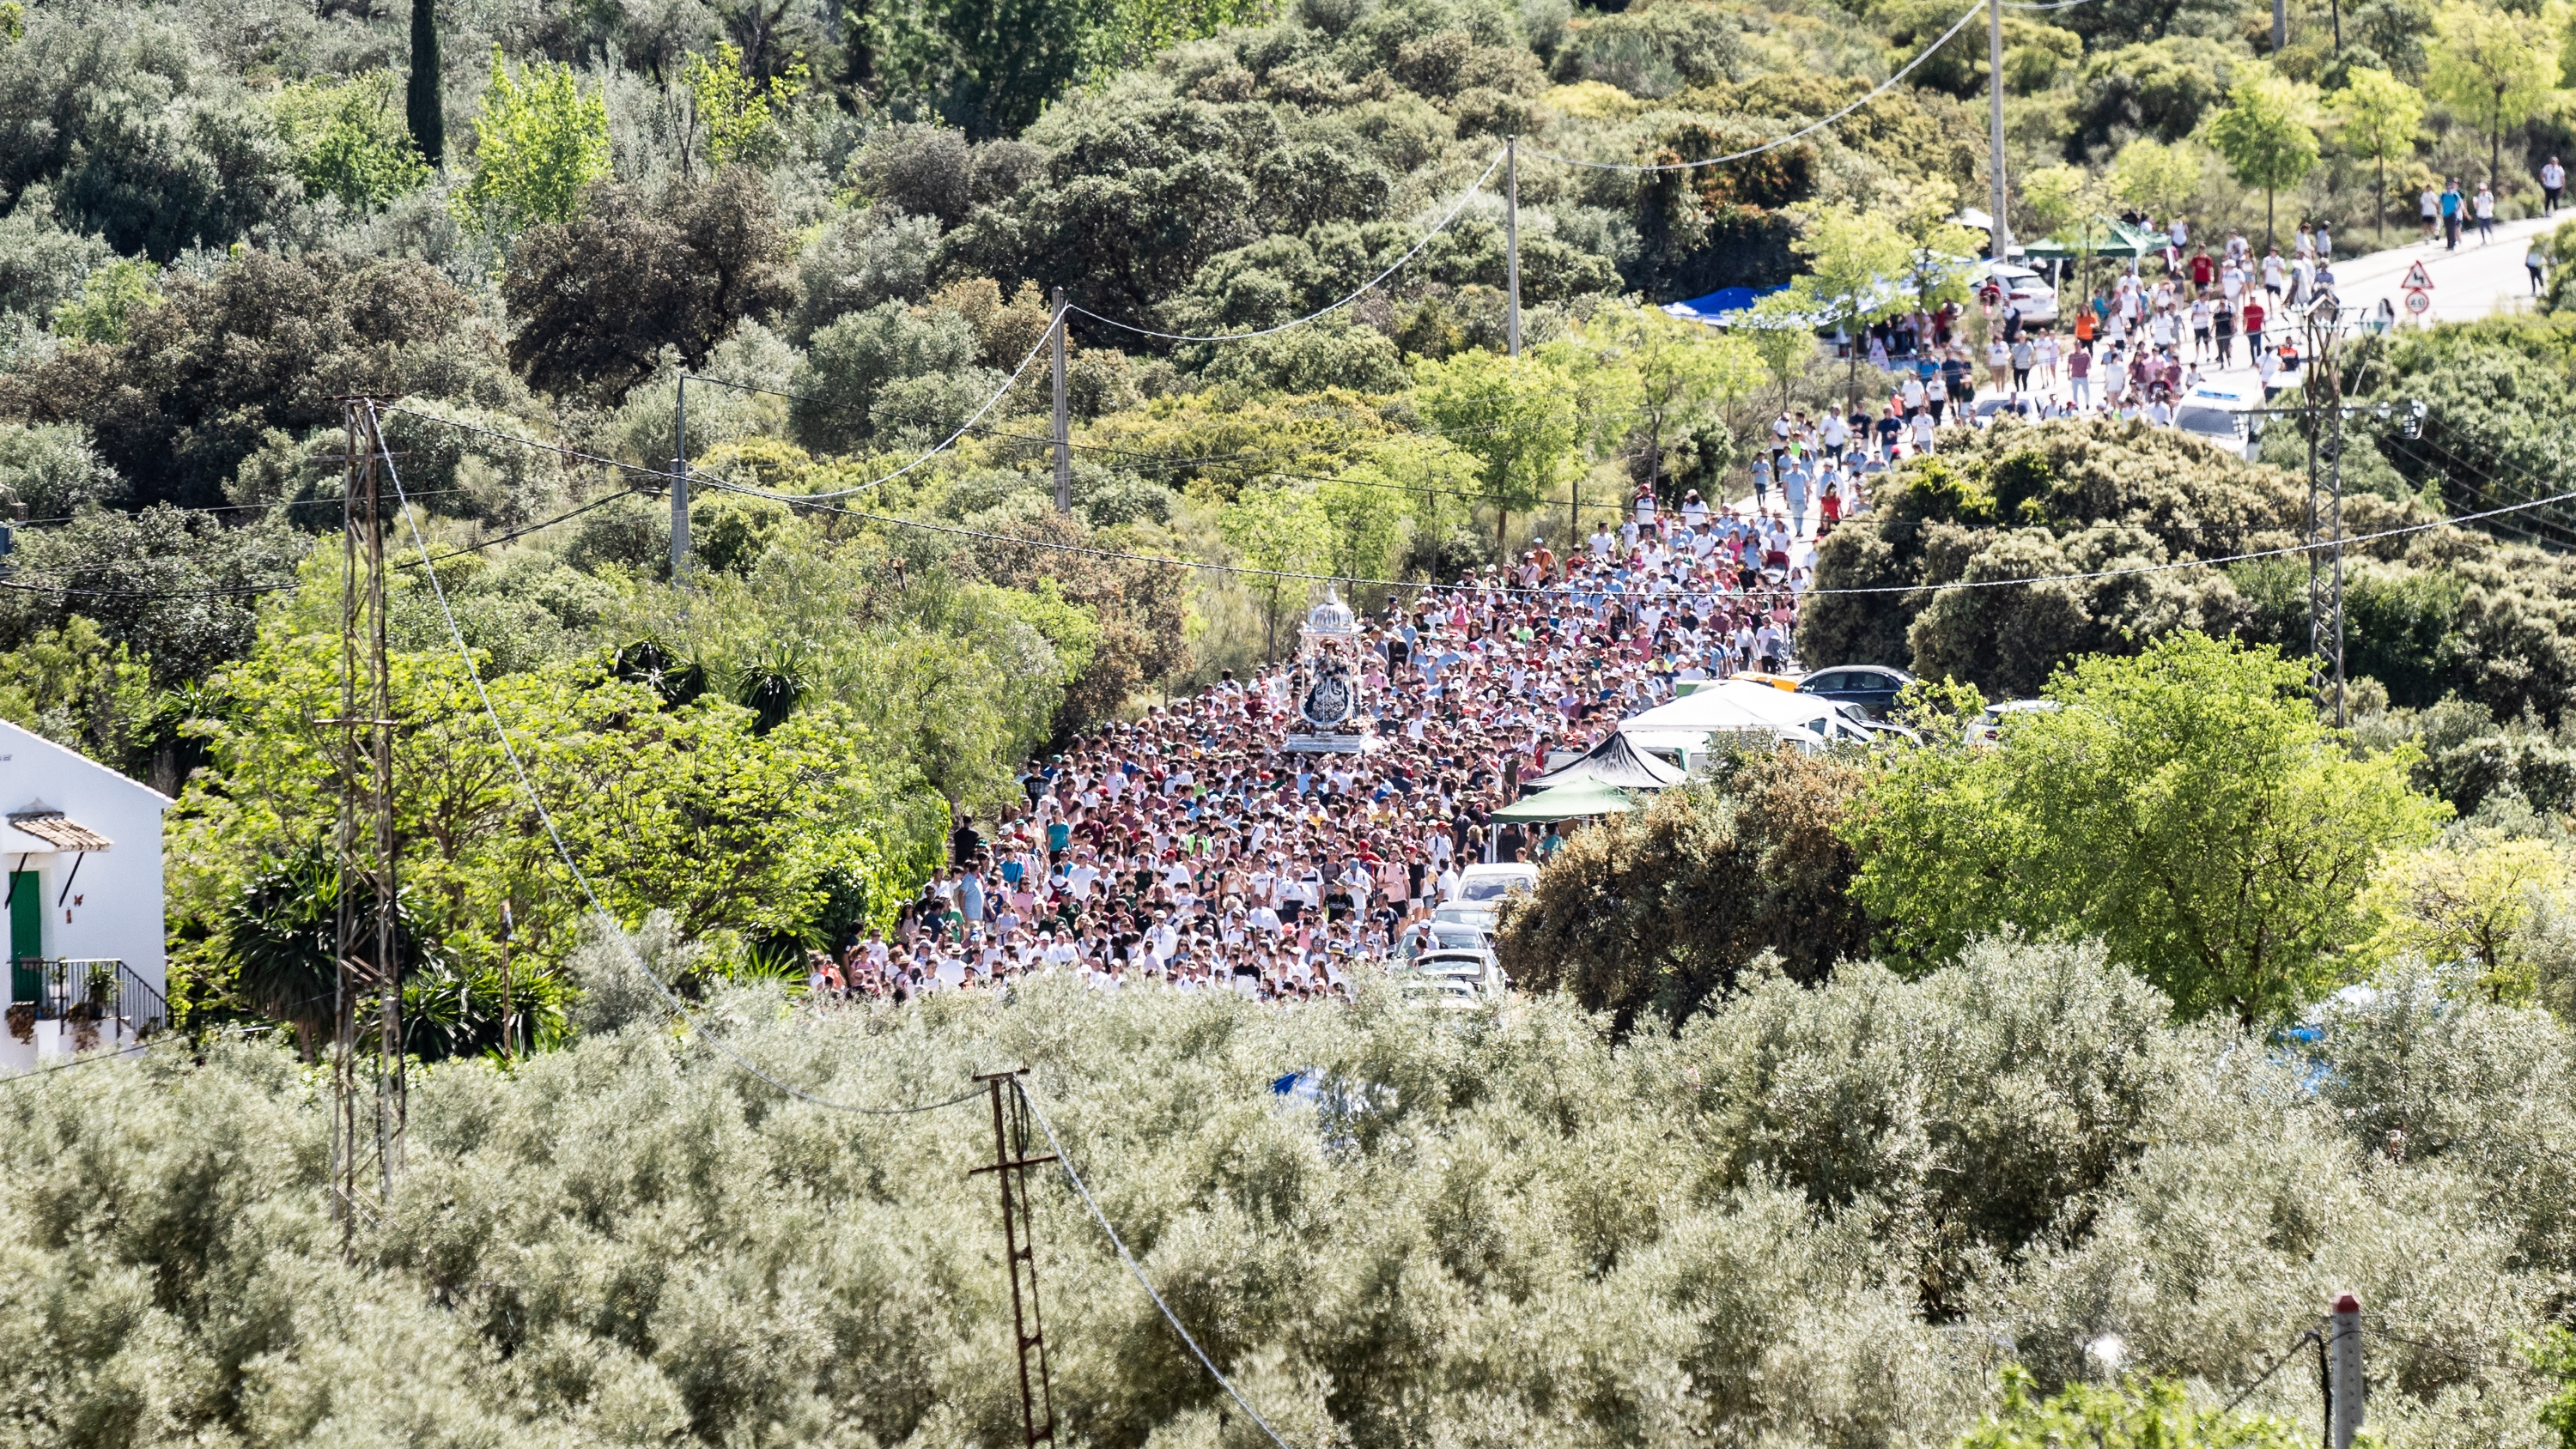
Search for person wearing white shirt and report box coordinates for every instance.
[2546,157,2567,213]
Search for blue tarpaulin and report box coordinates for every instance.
[1662,284,1788,323]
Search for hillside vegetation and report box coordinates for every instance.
[2,943,2568,1449]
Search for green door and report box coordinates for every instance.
[9,870,39,1003]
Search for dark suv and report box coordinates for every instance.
[1798,665,1915,719]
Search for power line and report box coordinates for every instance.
[1068,148,1508,344]
[361,401,986,1119]
[1018,1082,1300,1449]
[1524,0,1990,174]
[2223,1325,2324,1414]
[383,391,2576,602]
[677,373,1534,507]
[0,488,656,603]
[690,464,2576,601]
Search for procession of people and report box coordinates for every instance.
[811,490,1823,1005]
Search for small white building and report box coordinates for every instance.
[0,720,170,1068]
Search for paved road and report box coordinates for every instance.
[2191,212,2564,407]
[1726,213,2575,537]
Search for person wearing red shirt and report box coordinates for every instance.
[2242,298,2267,354]
[2190,252,2214,288]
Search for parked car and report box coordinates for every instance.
[1400,920,1492,960]
[1976,263,2059,325]
[1440,863,1539,930]
[1399,949,1508,1008]
[2176,403,2256,460]
[1800,665,1915,719]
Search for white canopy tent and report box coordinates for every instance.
[1618,680,1859,755]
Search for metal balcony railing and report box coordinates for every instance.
[8,958,169,1046]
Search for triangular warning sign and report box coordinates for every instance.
[2402,260,2434,289]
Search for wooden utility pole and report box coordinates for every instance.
[1504,136,1522,359]
[970,1070,1060,1449]
[1986,0,2010,262]
[671,376,691,583]
[1052,293,1072,515]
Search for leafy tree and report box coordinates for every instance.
[1957,1368,2304,1449]
[2106,136,2203,221]
[1218,482,1334,660]
[0,15,297,260]
[2020,164,2109,299]
[793,207,942,339]
[1740,292,1818,414]
[171,620,935,1026]
[2072,37,2239,153]
[0,617,157,773]
[504,171,796,399]
[1777,204,1910,409]
[0,248,516,508]
[787,300,996,453]
[1844,632,2446,1022]
[271,71,432,209]
[2329,66,2424,245]
[861,0,1113,137]
[0,421,126,517]
[44,258,156,344]
[406,0,442,166]
[2359,829,2576,1003]
[683,40,808,169]
[959,506,1191,733]
[0,506,310,686]
[2351,695,2576,818]
[454,47,611,233]
[1409,348,1582,555]
[1799,421,2323,696]
[1494,748,1870,1033]
[1891,182,1982,319]
[612,528,1071,813]
[0,203,108,330]
[2427,2,2553,196]
[2202,69,2319,249]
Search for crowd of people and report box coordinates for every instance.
[809,492,1824,1004]
[803,182,2575,1007]
[1847,222,2342,452]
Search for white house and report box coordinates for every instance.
[0,720,170,1069]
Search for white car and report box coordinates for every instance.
[1399,949,1509,1008]
[2175,403,2255,459]
[1439,863,1540,931]
[1400,921,1492,959]
[1977,263,2059,325]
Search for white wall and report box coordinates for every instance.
[0,720,171,995]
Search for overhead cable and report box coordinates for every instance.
[362,403,981,1118]
[1018,1082,1301,1449]
[1523,0,1990,173]
[1067,148,1509,343]
[2221,1324,2324,1414]
[691,468,2576,600]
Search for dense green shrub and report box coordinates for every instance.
[503,172,796,400]
[0,247,518,508]
[0,939,2554,1448]
[1495,748,1870,1031]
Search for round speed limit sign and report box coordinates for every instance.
[2404,288,2431,315]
